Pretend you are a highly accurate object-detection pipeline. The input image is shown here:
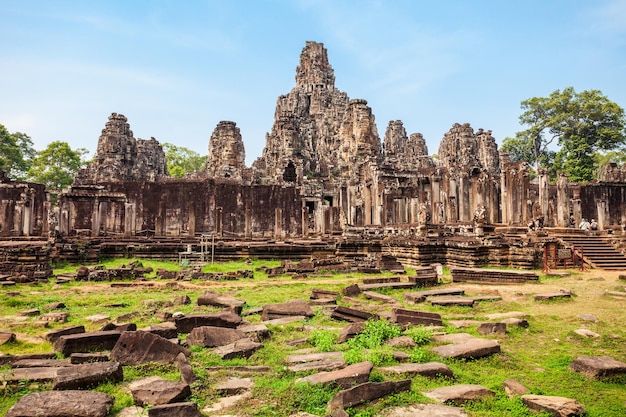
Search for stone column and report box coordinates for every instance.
[124,203,136,237]
[431,177,441,224]
[188,203,196,237]
[596,200,606,231]
[245,208,251,239]
[216,207,223,237]
[364,185,372,225]
[275,207,283,239]
[301,206,308,237]
[98,201,107,235]
[572,199,582,225]
[538,169,549,221]
[556,174,569,227]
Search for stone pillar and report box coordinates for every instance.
[124,203,136,237]
[245,208,251,239]
[98,201,107,235]
[301,206,308,236]
[459,176,470,222]
[431,177,441,224]
[538,169,549,221]
[274,207,283,239]
[449,179,458,222]
[216,207,223,237]
[572,199,582,225]
[364,185,372,225]
[596,200,606,231]
[188,203,196,237]
[556,174,569,227]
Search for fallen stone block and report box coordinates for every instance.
[1,366,59,383]
[53,331,122,356]
[261,299,314,321]
[503,378,530,398]
[331,306,378,323]
[477,322,506,336]
[296,361,373,388]
[342,283,361,297]
[175,312,242,333]
[535,292,572,301]
[130,376,191,406]
[362,291,398,303]
[12,359,71,368]
[110,331,190,365]
[213,338,262,360]
[0,353,56,366]
[569,355,626,380]
[327,380,411,413]
[521,394,585,417]
[174,352,197,385]
[53,361,123,390]
[311,289,340,300]
[338,322,365,343]
[70,353,110,364]
[5,390,115,417]
[186,326,247,348]
[423,384,494,405]
[39,312,69,323]
[143,322,178,339]
[214,376,254,395]
[197,291,245,309]
[379,404,468,416]
[391,308,442,326]
[430,296,475,307]
[0,331,16,345]
[238,323,271,342]
[148,402,201,417]
[380,362,453,379]
[432,336,500,359]
[404,287,465,303]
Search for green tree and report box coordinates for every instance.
[162,143,206,178]
[27,141,88,191]
[0,124,36,180]
[508,87,626,182]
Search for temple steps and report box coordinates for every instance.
[558,234,626,270]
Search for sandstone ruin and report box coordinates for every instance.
[2,41,626,272]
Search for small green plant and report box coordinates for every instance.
[408,347,435,363]
[347,318,402,350]
[308,328,338,352]
[404,325,433,345]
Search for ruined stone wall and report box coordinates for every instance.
[0,181,47,237]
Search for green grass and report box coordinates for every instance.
[1,260,625,416]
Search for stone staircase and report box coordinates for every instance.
[558,234,626,270]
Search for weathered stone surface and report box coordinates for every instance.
[477,322,506,335]
[331,306,378,323]
[70,352,110,364]
[386,336,417,348]
[432,335,501,359]
[404,288,465,303]
[39,312,69,323]
[0,366,59,383]
[110,331,190,365]
[85,313,111,324]
[12,358,71,368]
[6,390,114,417]
[148,402,201,417]
[213,338,262,359]
[0,353,56,366]
[338,322,365,343]
[503,378,530,397]
[380,362,453,379]
[143,322,178,339]
[129,376,191,406]
[423,384,494,405]
[214,376,254,395]
[175,312,242,333]
[197,290,245,309]
[535,292,572,301]
[342,284,361,297]
[521,395,585,417]
[430,296,475,307]
[0,331,16,345]
[238,323,271,342]
[53,361,123,390]
[569,355,626,380]
[206,121,246,180]
[327,380,411,412]
[172,352,197,385]
[391,308,442,326]
[296,361,373,388]
[186,326,247,347]
[379,404,468,416]
[261,299,314,321]
[573,328,600,338]
[362,291,398,303]
[53,330,122,356]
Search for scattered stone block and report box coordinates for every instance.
[0,353,56,366]
[501,317,529,328]
[362,291,398,303]
[187,326,247,347]
[53,330,122,356]
[174,295,191,305]
[338,322,365,343]
[5,390,115,417]
[214,376,254,395]
[174,352,197,385]
[430,296,475,307]
[477,322,506,336]
[143,322,178,339]
[331,306,378,323]
[327,380,411,413]
[100,322,137,332]
[296,361,373,388]
[423,384,494,405]
[432,334,500,359]
[129,376,191,406]
[85,313,111,324]
[238,323,271,342]
[503,378,530,398]
[19,308,40,316]
[12,358,71,368]
[286,351,346,372]
[110,331,190,366]
[148,402,201,417]
[385,336,417,348]
[1,366,59,383]
[70,353,110,364]
[342,283,361,297]
[311,289,340,300]
[39,312,69,323]
[213,338,262,359]
[573,328,600,338]
[0,331,16,345]
[202,391,252,414]
[175,312,242,333]
[379,404,468,416]
[535,292,572,301]
[53,361,123,390]
[391,308,442,326]
[451,267,538,284]
[380,362,453,379]
[569,355,626,380]
[261,299,314,321]
[521,395,585,417]
[45,302,66,310]
[197,291,245,309]
[404,287,465,303]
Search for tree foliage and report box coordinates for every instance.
[27,141,88,191]
[162,143,206,178]
[0,124,36,180]
[506,87,626,182]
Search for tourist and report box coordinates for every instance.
[590,219,598,230]
[569,214,576,228]
[579,218,590,231]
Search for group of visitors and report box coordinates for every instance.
[578,218,598,231]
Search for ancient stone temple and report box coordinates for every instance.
[2,41,626,270]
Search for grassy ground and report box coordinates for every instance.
[1,259,625,416]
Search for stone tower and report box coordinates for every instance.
[206,121,246,179]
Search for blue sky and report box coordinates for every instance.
[1,0,625,165]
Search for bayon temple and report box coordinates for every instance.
[3,41,626,274]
